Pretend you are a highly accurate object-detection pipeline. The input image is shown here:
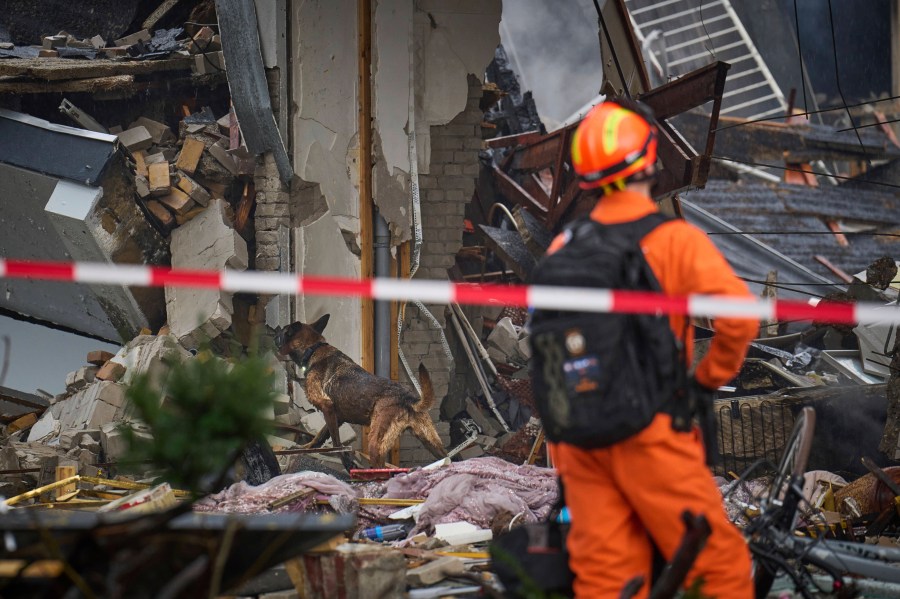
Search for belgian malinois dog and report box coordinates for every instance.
[275,315,447,470]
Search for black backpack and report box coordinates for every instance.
[528,213,683,448]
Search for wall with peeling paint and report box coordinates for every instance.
[287,1,500,453]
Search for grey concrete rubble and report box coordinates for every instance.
[165,199,248,349]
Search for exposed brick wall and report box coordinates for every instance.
[398,74,484,466]
[254,70,290,274]
[254,153,290,272]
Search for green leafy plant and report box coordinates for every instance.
[120,346,277,495]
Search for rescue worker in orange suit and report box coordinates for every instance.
[548,100,757,598]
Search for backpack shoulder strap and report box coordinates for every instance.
[560,212,672,249]
[606,212,672,241]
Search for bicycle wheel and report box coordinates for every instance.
[769,407,816,506]
[752,406,816,599]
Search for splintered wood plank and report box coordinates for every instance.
[175,137,205,175]
[7,413,37,434]
[0,57,193,81]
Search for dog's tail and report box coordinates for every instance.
[413,363,435,413]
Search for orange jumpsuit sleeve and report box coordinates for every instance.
[672,224,758,389]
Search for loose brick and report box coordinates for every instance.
[96,361,126,382]
[175,171,211,206]
[133,150,148,177]
[86,351,114,366]
[148,162,171,196]
[146,200,175,228]
[135,175,151,199]
[176,138,205,175]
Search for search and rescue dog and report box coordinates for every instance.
[275,315,448,470]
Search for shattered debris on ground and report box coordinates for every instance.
[4,0,900,597]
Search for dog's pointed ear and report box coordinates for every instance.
[312,314,330,335]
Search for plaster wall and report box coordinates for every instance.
[287,0,499,432]
[291,0,360,237]
[291,216,362,364]
[372,0,501,244]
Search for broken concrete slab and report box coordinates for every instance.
[118,126,153,153]
[322,423,357,447]
[100,422,127,460]
[209,142,238,174]
[465,397,498,437]
[273,393,291,416]
[130,116,175,145]
[81,399,116,428]
[165,199,248,348]
[193,51,226,75]
[27,413,60,443]
[57,429,80,451]
[0,444,20,471]
[107,334,190,395]
[300,411,326,434]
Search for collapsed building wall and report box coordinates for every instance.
[280,0,500,464]
[0,0,503,468]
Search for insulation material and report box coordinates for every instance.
[383,456,558,532]
[194,471,358,514]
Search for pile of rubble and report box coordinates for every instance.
[123,105,251,236]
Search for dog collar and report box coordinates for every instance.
[298,341,327,376]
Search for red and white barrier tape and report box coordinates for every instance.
[0,258,897,326]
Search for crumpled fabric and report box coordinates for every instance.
[384,456,558,533]
[719,476,771,527]
[194,471,358,514]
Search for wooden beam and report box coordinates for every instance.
[142,0,183,30]
[492,165,548,214]
[358,0,374,372]
[0,75,135,94]
[358,0,375,462]
[599,0,651,97]
[0,56,193,81]
[390,242,411,466]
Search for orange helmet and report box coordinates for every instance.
[571,100,658,191]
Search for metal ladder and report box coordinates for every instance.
[624,0,787,121]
